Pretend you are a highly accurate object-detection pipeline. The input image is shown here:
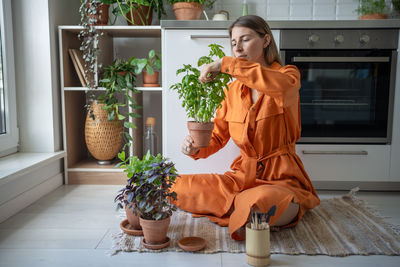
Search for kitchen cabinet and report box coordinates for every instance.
[58,26,162,184]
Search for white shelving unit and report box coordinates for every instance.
[58,25,162,184]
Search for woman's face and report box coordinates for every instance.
[231,26,270,66]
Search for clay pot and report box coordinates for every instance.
[142,71,160,87]
[139,216,171,246]
[84,102,123,162]
[87,3,109,26]
[359,13,387,20]
[187,121,214,148]
[125,205,142,230]
[173,2,203,20]
[126,5,153,25]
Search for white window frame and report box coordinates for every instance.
[0,0,18,157]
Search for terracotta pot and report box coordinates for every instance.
[125,205,142,230]
[187,121,214,148]
[126,5,153,25]
[142,71,160,87]
[84,102,123,162]
[359,13,387,20]
[87,3,109,26]
[173,2,203,20]
[139,216,171,246]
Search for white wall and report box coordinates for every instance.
[12,0,80,153]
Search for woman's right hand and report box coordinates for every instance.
[181,135,200,156]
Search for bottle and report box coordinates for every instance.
[242,0,248,16]
[143,117,158,156]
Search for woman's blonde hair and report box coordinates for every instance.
[228,15,282,65]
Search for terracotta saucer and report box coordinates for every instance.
[178,236,207,252]
[120,219,143,236]
[142,237,171,250]
[142,83,160,87]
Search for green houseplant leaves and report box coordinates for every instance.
[170,44,232,123]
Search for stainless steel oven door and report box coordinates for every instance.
[281,50,397,144]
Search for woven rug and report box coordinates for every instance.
[110,189,400,256]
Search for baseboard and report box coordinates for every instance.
[0,173,63,223]
[313,181,400,191]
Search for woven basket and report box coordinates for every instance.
[85,102,123,161]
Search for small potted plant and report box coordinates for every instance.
[102,0,166,25]
[168,0,216,20]
[170,44,232,148]
[115,151,179,249]
[355,0,388,19]
[141,49,161,87]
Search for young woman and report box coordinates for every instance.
[172,15,320,240]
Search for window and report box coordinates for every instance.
[0,0,18,157]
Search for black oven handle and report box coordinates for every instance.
[292,56,390,63]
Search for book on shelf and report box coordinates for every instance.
[68,48,88,87]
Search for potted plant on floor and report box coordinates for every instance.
[102,0,166,25]
[170,44,232,148]
[141,49,161,87]
[84,57,143,164]
[168,0,215,20]
[355,0,388,19]
[115,151,179,249]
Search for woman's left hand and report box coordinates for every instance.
[199,58,222,83]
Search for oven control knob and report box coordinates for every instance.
[360,34,370,44]
[334,34,345,44]
[308,34,320,44]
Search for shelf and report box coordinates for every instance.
[59,25,161,38]
[68,157,123,172]
[64,86,162,91]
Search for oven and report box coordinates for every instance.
[280,29,398,144]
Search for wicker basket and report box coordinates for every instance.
[85,102,123,161]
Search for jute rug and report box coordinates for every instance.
[110,189,400,256]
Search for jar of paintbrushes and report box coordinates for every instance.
[245,205,276,267]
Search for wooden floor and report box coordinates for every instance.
[0,185,399,267]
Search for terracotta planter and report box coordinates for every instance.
[126,5,153,25]
[85,102,123,163]
[142,71,160,87]
[173,2,203,20]
[87,3,109,26]
[187,121,214,148]
[139,216,171,246]
[125,205,141,230]
[359,13,387,20]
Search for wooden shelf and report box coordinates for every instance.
[69,157,123,172]
[59,25,161,38]
[64,86,162,91]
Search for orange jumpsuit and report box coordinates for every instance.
[171,56,320,240]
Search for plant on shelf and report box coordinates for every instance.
[101,0,166,25]
[168,0,216,20]
[141,49,161,87]
[355,0,388,19]
[115,151,178,249]
[393,0,400,13]
[170,44,232,148]
[98,57,144,143]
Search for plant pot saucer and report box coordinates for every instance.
[178,236,207,252]
[142,83,160,87]
[142,236,170,250]
[120,219,143,236]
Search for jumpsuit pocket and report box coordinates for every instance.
[256,96,284,121]
[226,109,247,145]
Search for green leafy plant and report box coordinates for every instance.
[98,57,145,143]
[170,44,232,123]
[101,0,166,25]
[167,0,216,9]
[79,0,106,113]
[142,49,161,75]
[355,0,387,15]
[114,151,178,220]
